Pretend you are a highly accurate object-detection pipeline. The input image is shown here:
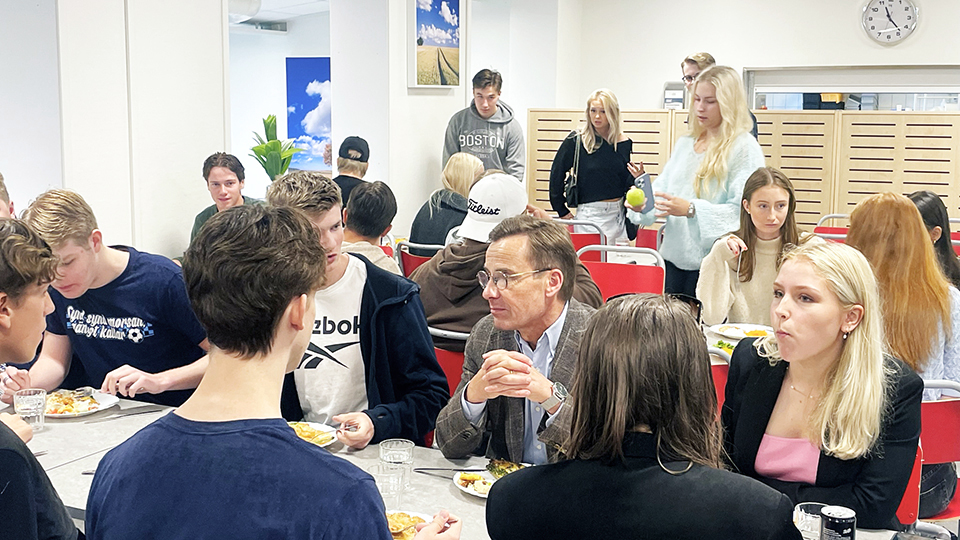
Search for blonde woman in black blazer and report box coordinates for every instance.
[487,294,800,540]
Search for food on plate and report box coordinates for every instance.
[457,472,493,495]
[386,512,426,540]
[45,390,99,415]
[715,340,734,354]
[486,458,525,479]
[744,329,769,337]
[288,422,334,446]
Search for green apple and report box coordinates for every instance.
[626,186,646,208]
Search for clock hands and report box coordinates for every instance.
[884,6,900,29]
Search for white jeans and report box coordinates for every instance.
[575,200,626,243]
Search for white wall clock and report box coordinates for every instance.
[862,0,919,44]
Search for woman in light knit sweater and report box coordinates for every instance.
[698,168,820,326]
[626,66,764,296]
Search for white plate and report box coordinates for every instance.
[453,470,497,499]
[708,323,773,340]
[45,391,120,418]
[288,421,337,448]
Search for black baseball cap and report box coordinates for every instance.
[338,136,369,163]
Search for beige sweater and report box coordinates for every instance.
[697,233,820,326]
[341,241,402,275]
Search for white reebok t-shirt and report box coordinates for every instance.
[295,255,369,424]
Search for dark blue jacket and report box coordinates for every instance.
[282,254,449,444]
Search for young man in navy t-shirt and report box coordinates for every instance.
[86,205,460,540]
[0,189,208,406]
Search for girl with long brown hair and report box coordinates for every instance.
[486,294,801,540]
[697,167,819,326]
[846,191,960,518]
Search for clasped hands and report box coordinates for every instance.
[465,350,553,408]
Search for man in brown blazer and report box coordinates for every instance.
[434,215,595,465]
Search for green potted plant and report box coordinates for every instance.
[250,115,302,181]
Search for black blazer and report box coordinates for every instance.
[485,432,801,540]
[722,339,922,530]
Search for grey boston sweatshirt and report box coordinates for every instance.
[442,100,525,182]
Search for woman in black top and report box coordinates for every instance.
[908,190,960,289]
[487,294,801,540]
[548,89,643,243]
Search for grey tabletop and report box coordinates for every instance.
[20,398,900,540]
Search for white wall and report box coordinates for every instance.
[0,0,63,210]
[229,12,331,198]
[57,0,229,256]
[574,0,960,109]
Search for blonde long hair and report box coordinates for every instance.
[441,153,483,198]
[846,192,952,372]
[756,242,888,460]
[579,89,625,154]
[688,66,753,198]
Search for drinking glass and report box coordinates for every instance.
[14,388,46,431]
[793,502,826,540]
[368,464,403,511]
[379,438,414,489]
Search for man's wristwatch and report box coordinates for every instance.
[686,201,696,218]
[540,381,568,410]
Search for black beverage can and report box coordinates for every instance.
[820,505,856,540]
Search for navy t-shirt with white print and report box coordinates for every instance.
[45,246,206,406]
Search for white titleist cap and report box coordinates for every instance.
[457,173,528,243]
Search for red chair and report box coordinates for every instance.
[707,347,730,411]
[556,219,606,262]
[379,245,394,257]
[950,231,960,257]
[918,380,960,525]
[577,245,666,300]
[896,446,923,528]
[814,214,849,244]
[434,347,466,395]
[396,241,442,277]
[635,228,660,250]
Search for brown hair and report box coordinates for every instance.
[202,152,245,182]
[183,205,325,358]
[847,192,952,372]
[472,69,503,92]
[566,294,722,468]
[345,181,396,238]
[266,170,341,217]
[22,189,98,248]
[734,167,805,282]
[488,215,577,302]
[0,219,58,302]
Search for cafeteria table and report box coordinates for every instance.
[16,398,899,540]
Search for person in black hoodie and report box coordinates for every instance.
[409,152,483,255]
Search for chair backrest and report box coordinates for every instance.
[570,234,602,261]
[635,228,659,250]
[896,446,923,527]
[577,245,666,300]
[434,347,465,394]
[379,245,394,257]
[396,240,442,277]
[813,226,848,243]
[951,232,960,256]
[709,359,729,411]
[919,380,960,465]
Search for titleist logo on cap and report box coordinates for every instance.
[468,199,501,216]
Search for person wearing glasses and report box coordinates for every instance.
[435,215,595,465]
[681,52,758,139]
[411,173,601,352]
[626,66,764,297]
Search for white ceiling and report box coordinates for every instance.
[250,0,329,23]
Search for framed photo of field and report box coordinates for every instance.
[409,0,461,88]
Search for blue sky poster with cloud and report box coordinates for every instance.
[415,0,460,86]
[286,57,331,172]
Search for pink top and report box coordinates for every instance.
[754,433,820,485]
